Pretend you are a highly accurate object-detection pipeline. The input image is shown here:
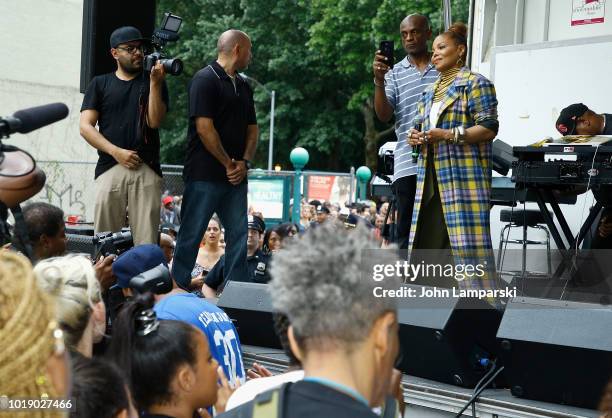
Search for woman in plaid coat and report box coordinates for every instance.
[408,22,499,291]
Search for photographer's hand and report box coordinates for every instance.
[112,147,142,170]
[150,61,166,85]
[95,254,117,292]
[147,62,167,128]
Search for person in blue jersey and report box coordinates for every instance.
[373,14,439,249]
[155,284,246,388]
[110,244,246,388]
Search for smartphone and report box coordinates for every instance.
[379,40,394,68]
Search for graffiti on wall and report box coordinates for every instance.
[33,161,95,220]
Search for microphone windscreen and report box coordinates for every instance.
[13,103,69,134]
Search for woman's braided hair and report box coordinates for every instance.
[0,251,63,418]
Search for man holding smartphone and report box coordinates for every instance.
[373,14,438,249]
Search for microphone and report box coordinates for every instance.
[0,103,69,136]
[411,123,422,163]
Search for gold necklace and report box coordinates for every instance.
[433,67,461,102]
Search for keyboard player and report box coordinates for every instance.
[556,103,612,249]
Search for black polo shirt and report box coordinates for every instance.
[183,61,257,183]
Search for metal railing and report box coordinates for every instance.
[32,161,357,222]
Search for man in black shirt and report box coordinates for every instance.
[202,215,270,297]
[80,26,169,245]
[172,29,258,289]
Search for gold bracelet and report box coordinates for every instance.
[373,78,385,88]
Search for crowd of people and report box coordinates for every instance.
[0,218,411,418]
[2,8,612,418]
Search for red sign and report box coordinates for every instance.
[572,0,605,26]
[307,175,335,201]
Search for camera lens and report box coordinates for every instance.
[162,58,183,76]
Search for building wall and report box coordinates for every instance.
[548,0,612,41]
[0,0,100,219]
[471,0,612,257]
[473,0,612,74]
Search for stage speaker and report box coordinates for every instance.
[497,297,612,409]
[80,0,156,92]
[397,284,504,388]
[217,281,281,349]
[66,233,96,258]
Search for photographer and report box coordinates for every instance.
[80,26,169,246]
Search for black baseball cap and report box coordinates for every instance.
[109,26,147,49]
[316,205,330,214]
[556,103,588,136]
[247,215,265,233]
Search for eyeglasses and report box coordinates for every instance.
[116,45,144,54]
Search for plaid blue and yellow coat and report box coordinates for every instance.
[408,68,498,284]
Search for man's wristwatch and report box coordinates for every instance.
[244,159,253,170]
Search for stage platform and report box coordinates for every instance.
[241,345,599,418]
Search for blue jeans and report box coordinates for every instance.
[172,180,247,289]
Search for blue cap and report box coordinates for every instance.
[111,244,168,289]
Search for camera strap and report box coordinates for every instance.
[137,72,150,146]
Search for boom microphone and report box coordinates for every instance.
[0,103,69,136]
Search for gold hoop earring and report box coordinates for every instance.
[457,58,464,67]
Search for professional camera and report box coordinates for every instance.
[143,12,184,76]
[93,229,133,258]
[377,141,396,178]
[129,264,173,295]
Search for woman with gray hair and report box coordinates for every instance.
[34,254,106,358]
[219,222,402,418]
